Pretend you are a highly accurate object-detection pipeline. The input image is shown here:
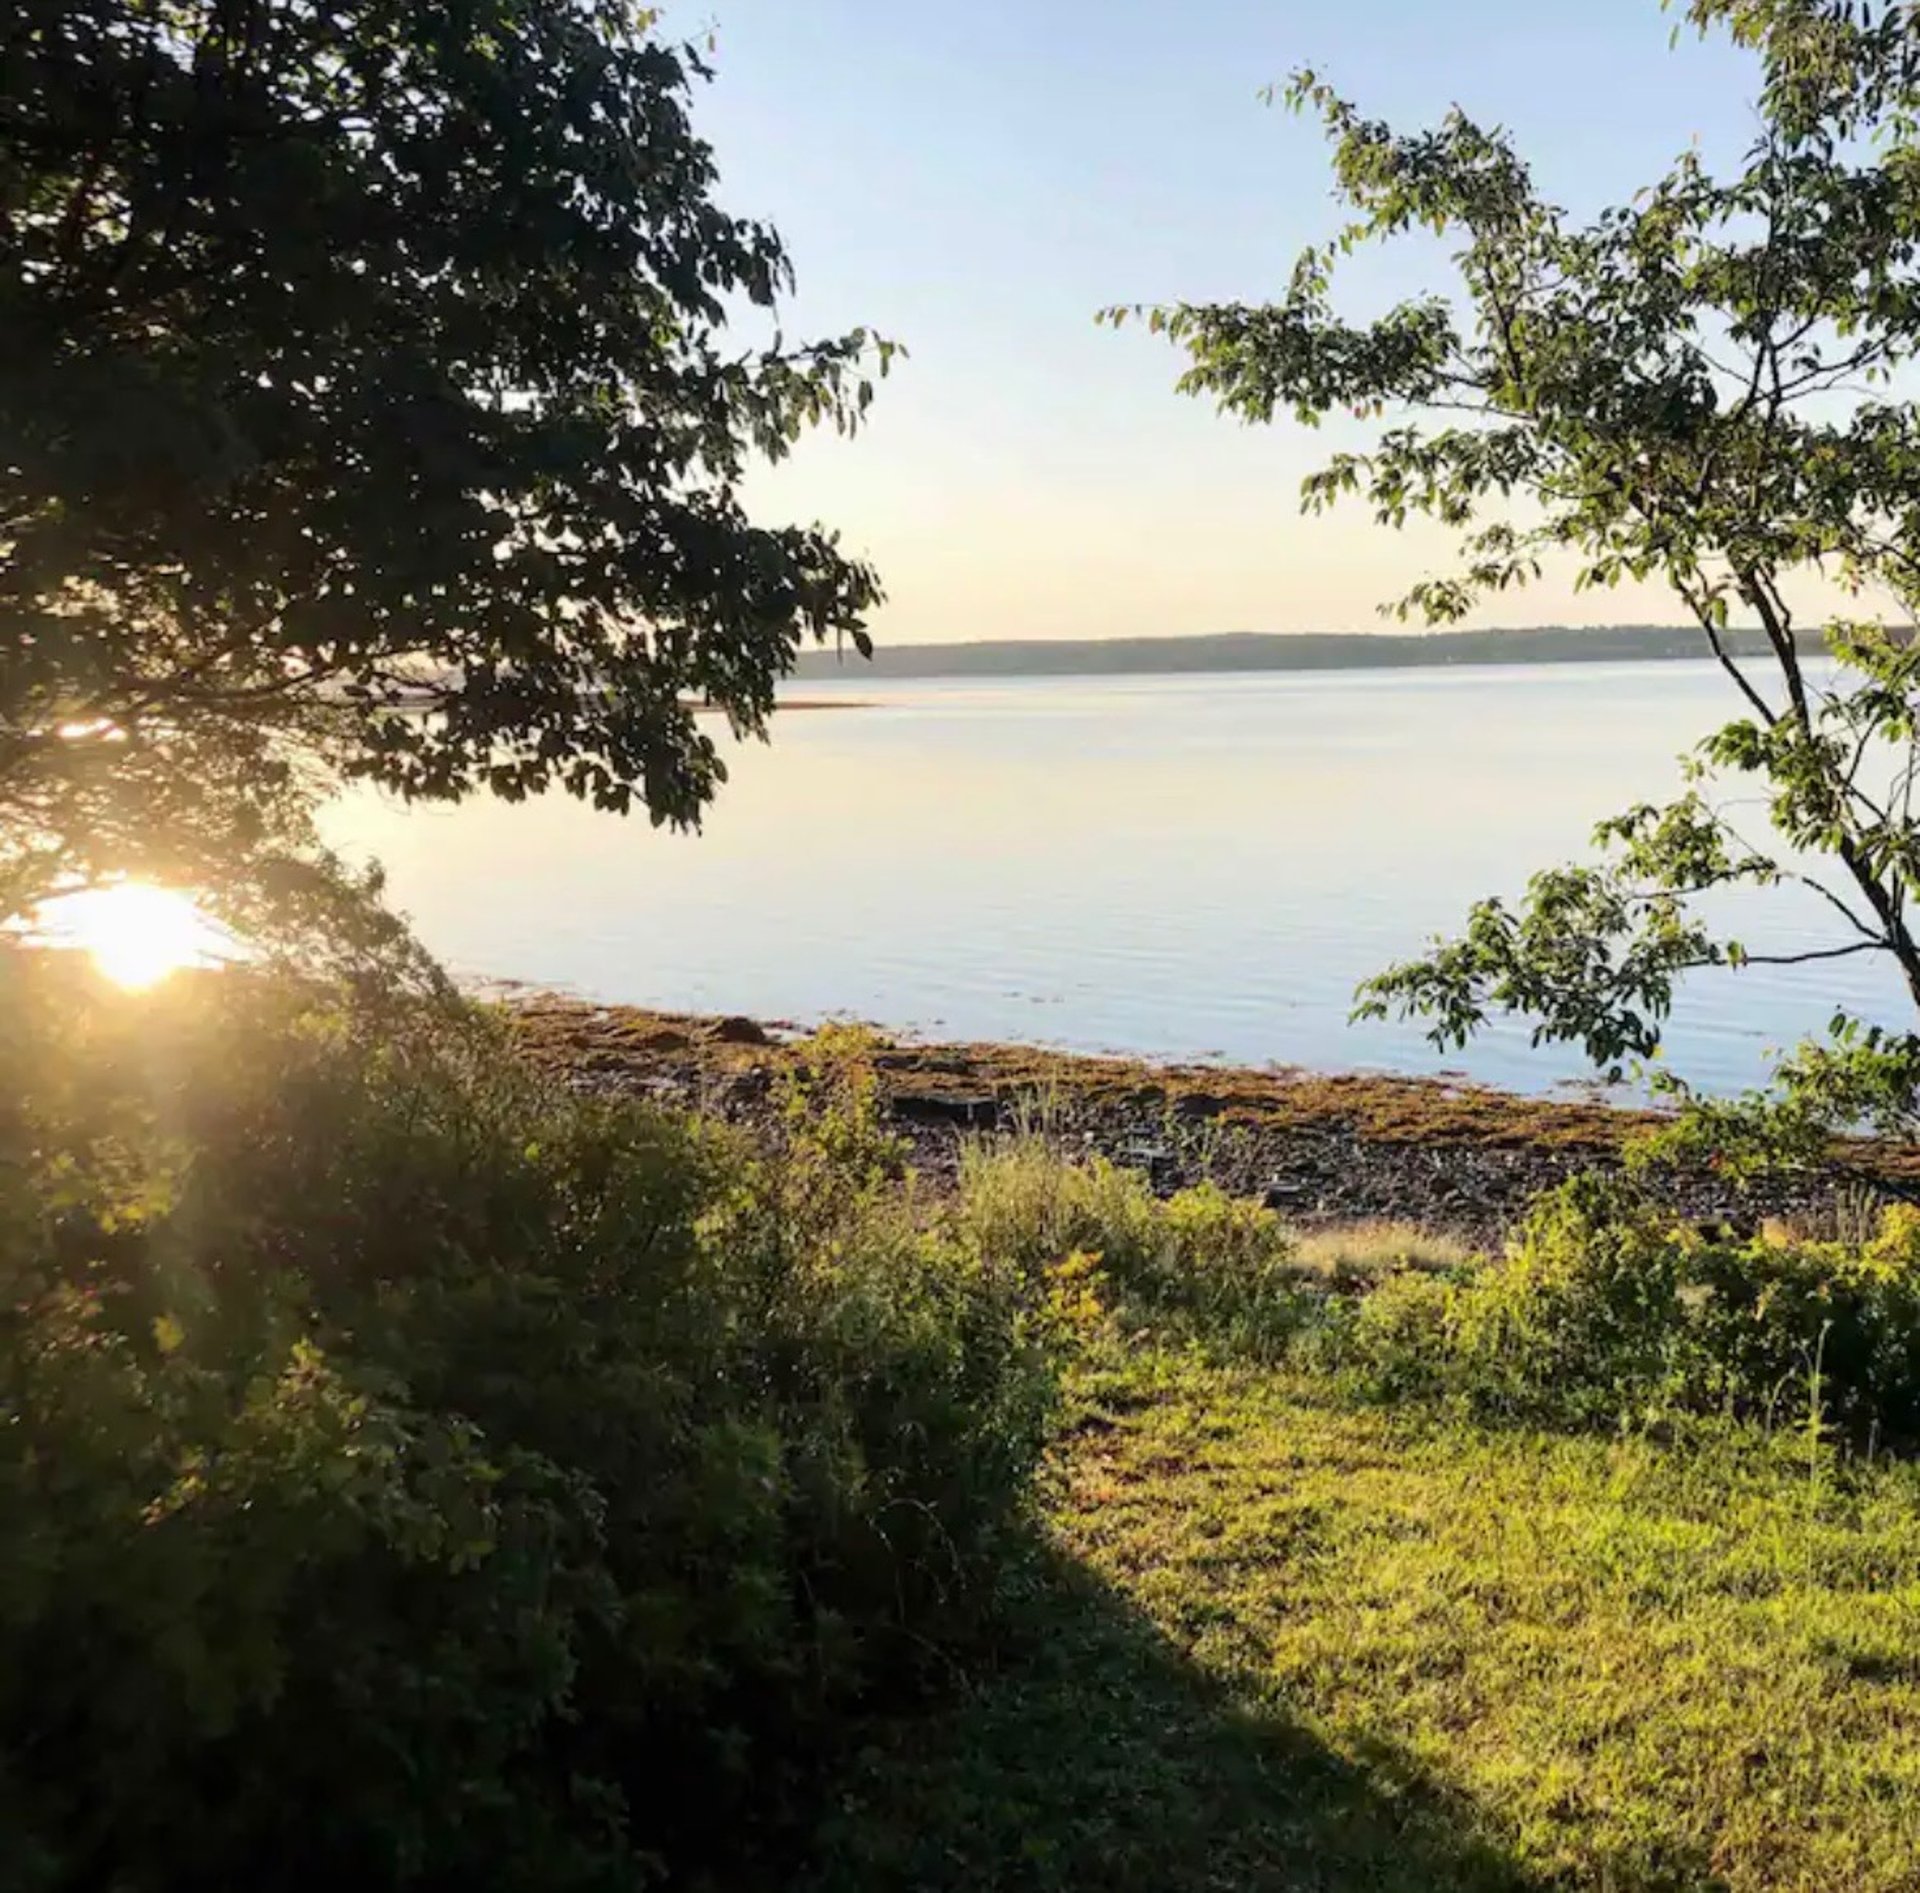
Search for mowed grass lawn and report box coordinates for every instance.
[809,1352,1920,1893]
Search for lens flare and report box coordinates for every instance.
[47,884,227,989]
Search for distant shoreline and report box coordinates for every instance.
[683,697,873,715]
[792,624,1805,682]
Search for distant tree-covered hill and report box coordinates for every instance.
[793,625,1793,680]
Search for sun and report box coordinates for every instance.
[49,883,228,990]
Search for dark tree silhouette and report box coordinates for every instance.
[1,0,891,942]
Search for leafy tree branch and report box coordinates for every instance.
[1120,0,1920,1156]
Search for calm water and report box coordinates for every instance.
[320,661,1912,1096]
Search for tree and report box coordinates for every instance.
[1114,0,1920,1152]
[1,0,890,949]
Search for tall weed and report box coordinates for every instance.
[954,1134,1308,1358]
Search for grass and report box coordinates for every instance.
[806,1345,1920,1892]
[1285,1217,1476,1283]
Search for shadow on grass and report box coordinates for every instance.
[799,1543,1552,1893]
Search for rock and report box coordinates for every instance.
[1264,1182,1310,1211]
[708,1015,770,1047]
[1173,1092,1232,1120]
[1118,1142,1176,1187]
[891,1092,1000,1130]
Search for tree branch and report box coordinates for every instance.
[1734,940,1887,967]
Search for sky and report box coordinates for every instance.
[679,1,1774,645]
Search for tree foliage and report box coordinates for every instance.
[0,0,891,938]
[1116,0,1920,1149]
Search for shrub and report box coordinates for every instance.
[1339,1174,1920,1446]
[1439,1177,1693,1427]
[1683,1204,1920,1443]
[954,1137,1307,1358]
[0,959,1053,1890]
[1340,1268,1462,1402]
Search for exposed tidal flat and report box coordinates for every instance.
[507,995,1904,1240]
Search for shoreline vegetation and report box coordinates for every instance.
[504,994,1906,1239]
[789,624,1815,681]
[14,962,1920,1891]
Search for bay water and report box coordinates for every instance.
[321,660,1910,1096]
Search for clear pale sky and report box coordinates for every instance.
[683,1,1768,645]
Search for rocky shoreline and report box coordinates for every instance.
[505,997,1894,1243]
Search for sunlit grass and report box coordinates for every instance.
[35,882,230,989]
[1284,1218,1478,1283]
[817,1347,1920,1891]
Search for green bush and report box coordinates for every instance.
[0,961,1053,1890]
[954,1137,1307,1358]
[1340,1174,1920,1444]
[1683,1204,1920,1443]
[1337,1267,1461,1402]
